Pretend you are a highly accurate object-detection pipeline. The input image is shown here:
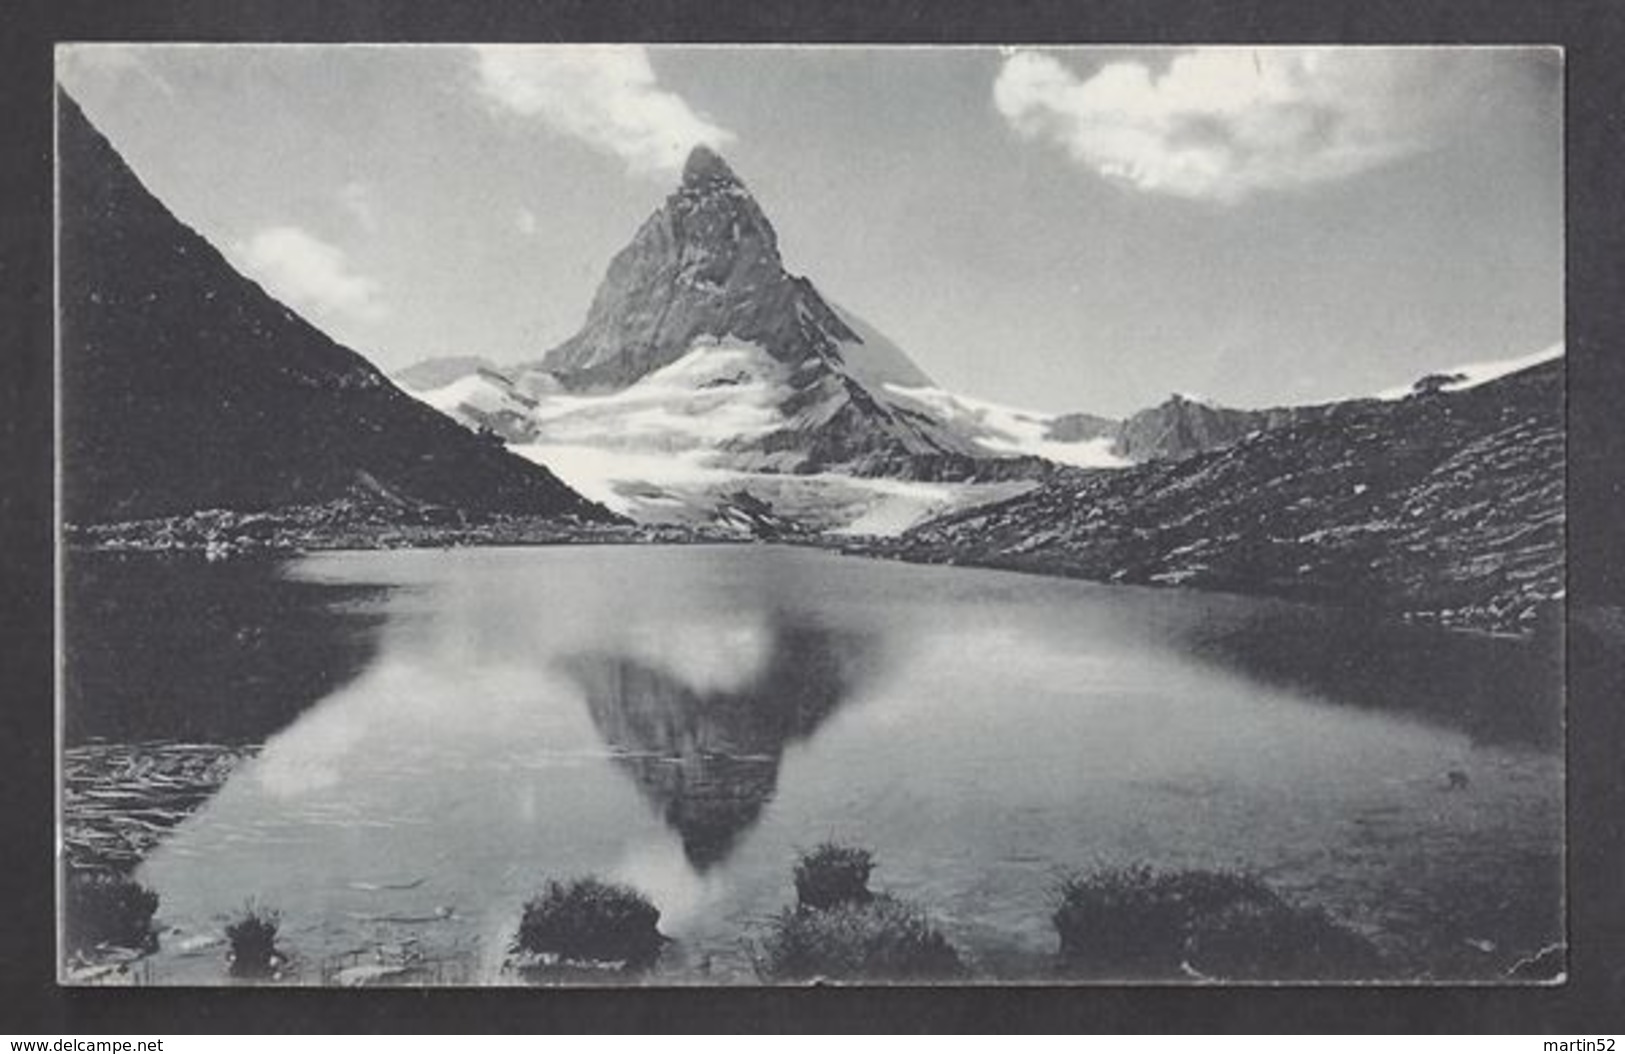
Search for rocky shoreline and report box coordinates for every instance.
[68,491,1561,642]
[65,501,746,558]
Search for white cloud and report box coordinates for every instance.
[472,45,734,175]
[515,206,539,236]
[237,226,387,323]
[994,48,1487,202]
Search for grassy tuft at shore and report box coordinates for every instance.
[757,895,965,982]
[1053,865,1382,980]
[758,843,964,982]
[513,878,665,972]
[225,902,283,978]
[793,842,876,910]
[64,870,160,957]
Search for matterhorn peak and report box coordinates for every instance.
[537,138,940,416]
[681,143,742,190]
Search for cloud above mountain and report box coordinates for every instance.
[994,48,1490,202]
[473,45,734,175]
[237,225,387,323]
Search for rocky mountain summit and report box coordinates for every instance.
[873,359,1564,636]
[58,93,614,528]
[1109,394,1315,462]
[535,146,930,393]
[516,146,1001,479]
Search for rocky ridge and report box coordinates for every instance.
[860,359,1564,636]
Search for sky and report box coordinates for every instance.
[57,45,1562,416]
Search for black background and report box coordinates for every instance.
[3,0,1622,1033]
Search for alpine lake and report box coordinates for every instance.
[62,544,1563,984]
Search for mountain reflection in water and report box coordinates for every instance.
[62,552,393,872]
[1179,606,1563,747]
[85,547,1560,984]
[564,615,881,870]
[63,552,390,745]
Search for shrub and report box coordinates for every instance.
[793,842,876,910]
[64,870,160,955]
[757,894,964,982]
[513,878,664,969]
[1052,865,1280,974]
[1053,865,1379,981]
[225,902,282,978]
[1053,865,1189,976]
[1186,898,1384,981]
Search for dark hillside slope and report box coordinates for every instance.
[891,360,1564,635]
[58,93,613,525]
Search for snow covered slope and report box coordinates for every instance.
[407,367,540,441]
[882,384,1129,468]
[400,337,1041,534]
[527,338,788,452]
[1376,343,1565,400]
[398,337,1565,533]
[519,340,1038,531]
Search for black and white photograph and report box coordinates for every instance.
[55,43,1565,988]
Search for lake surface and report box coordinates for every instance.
[63,545,1563,983]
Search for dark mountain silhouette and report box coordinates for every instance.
[63,553,386,745]
[61,554,393,871]
[58,92,614,526]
